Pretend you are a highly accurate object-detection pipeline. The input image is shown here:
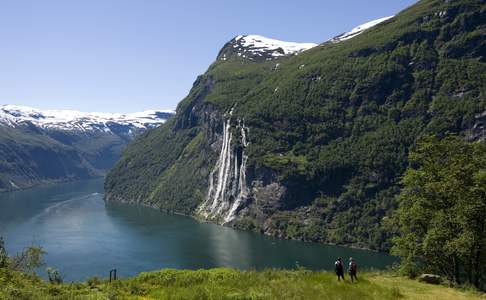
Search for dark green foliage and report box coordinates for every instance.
[392,135,486,289]
[105,119,214,212]
[106,0,486,251]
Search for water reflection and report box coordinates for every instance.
[0,179,397,281]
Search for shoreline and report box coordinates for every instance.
[104,193,392,255]
[0,175,106,194]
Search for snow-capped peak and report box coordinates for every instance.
[0,104,174,133]
[234,35,317,57]
[219,16,394,61]
[219,34,317,61]
[331,16,394,43]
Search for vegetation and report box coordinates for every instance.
[0,125,98,192]
[2,237,485,298]
[0,112,172,192]
[106,0,486,251]
[2,0,485,298]
[2,267,485,300]
[0,237,46,274]
[392,135,486,289]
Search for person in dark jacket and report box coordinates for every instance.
[348,257,358,282]
[335,257,345,281]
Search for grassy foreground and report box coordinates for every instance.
[1,268,484,300]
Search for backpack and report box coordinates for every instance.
[335,261,343,272]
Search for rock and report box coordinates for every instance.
[418,274,442,285]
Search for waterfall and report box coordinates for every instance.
[224,122,249,222]
[198,114,249,223]
[210,120,232,212]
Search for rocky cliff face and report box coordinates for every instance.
[197,110,250,223]
[106,0,486,251]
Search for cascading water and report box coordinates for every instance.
[198,113,249,224]
[224,120,249,222]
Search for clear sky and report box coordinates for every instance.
[0,0,417,113]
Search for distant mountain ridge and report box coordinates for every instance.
[0,104,173,134]
[0,105,174,192]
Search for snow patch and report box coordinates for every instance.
[331,16,394,43]
[226,16,394,61]
[233,35,317,58]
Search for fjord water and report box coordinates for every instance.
[0,179,396,281]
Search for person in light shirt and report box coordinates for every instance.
[348,257,358,283]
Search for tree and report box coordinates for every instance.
[392,135,486,289]
[1,236,46,273]
[10,245,46,273]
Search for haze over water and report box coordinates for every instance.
[0,179,396,281]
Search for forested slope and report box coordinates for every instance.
[106,0,486,251]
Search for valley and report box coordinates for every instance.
[0,0,485,296]
[0,105,174,192]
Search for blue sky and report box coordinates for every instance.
[0,0,417,113]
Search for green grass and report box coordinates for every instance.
[1,268,484,299]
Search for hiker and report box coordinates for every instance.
[335,257,345,281]
[348,257,358,282]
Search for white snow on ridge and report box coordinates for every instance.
[0,104,174,133]
[229,16,394,60]
[234,35,317,57]
[331,16,394,43]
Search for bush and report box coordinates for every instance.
[46,267,63,285]
[87,276,102,287]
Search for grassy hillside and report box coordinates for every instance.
[1,268,484,300]
[106,0,486,251]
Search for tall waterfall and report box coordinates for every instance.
[198,115,249,223]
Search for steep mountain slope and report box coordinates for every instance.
[106,0,486,251]
[0,105,173,192]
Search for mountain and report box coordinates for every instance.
[329,16,395,43]
[105,0,486,251]
[0,105,174,192]
[218,35,317,62]
[0,105,173,133]
[216,16,397,62]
